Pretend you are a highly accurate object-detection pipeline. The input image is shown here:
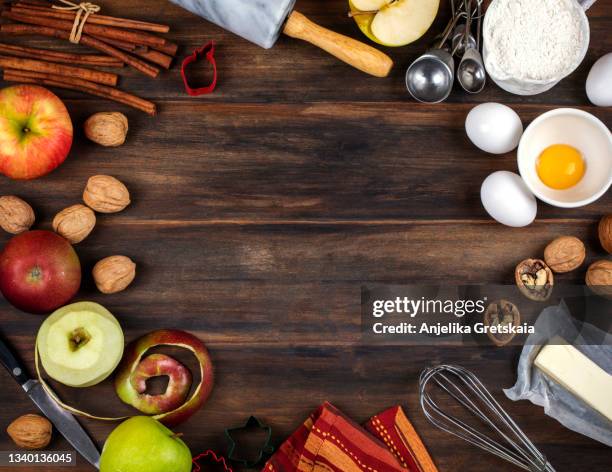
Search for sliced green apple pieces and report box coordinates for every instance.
[36,302,124,388]
[351,0,389,10]
[350,0,440,47]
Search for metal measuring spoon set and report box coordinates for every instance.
[406,0,486,103]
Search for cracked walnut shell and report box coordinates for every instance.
[83,175,130,213]
[93,255,136,294]
[586,260,612,300]
[52,204,96,244]
[515,259,554,301]
[7,414,52,449]
[484,300,521,347]
[599,215,612,254]
[0,196,35,234]
[544,236,585,273]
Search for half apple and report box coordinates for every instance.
[350,0,440,47]
[37,302,124,388]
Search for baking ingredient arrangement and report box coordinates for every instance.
[0,0,610,471]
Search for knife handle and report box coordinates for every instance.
[283,11,393,78]
[0,336,30,387]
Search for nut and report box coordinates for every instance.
[544,236,586,273]
[52,204,96,244]
[599,215,612,254]
[93,255,136,294]
[84,112,128,147]
[586,260,612,300]
[7,414,52,449]
[0,196,35,234]
[515,259,554,302]
[83,175,130,213]
[484,300,521,347]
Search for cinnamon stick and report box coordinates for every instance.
[96,33,178,57]
[3,69,156,115]
[103,40,173,69]
[0,54,118,85]
[0,23,160,78]
[13,2,170,33]
[2,10,172,50]
[0,42,123,67]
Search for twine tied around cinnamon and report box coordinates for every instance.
[52,0,100,44]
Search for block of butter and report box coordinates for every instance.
[535,341,612,422]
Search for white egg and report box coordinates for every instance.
[466,103,523,154]
[481,171,537,227]
[586,53,612,107]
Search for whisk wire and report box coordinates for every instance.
[419,365,555,472]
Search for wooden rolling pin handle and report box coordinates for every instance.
[283,11,393,78]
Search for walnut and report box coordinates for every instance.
[515,259,553,301]
[0,196,35,234]
[52,204,96,244]
[599,215,612,254]
[484,300,521,347]
[7,414,52,449]
[586,260,612,300]
[93,255,136,294]
[84,112,128,147]
[544,236,585,273]
[83,175,130,213]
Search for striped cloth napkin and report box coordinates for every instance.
[263,402,438,472]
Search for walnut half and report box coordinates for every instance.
[484,300,521,347]
[515,259,554,301]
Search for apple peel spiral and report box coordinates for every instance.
[115,330,214,426]
[35,329,214,426]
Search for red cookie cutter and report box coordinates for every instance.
[181,41,218,96]
[192,450,233,472]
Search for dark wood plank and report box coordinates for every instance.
[1,344,610,472]
[0,0,610,471]
[0,102,609,221]
[2,0,610,105]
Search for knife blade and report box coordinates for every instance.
[0,335,100,470]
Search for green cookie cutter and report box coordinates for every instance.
[225,416,275,468]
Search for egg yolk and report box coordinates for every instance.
[536,144,585,190]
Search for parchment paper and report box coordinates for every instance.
[504,302,612,447]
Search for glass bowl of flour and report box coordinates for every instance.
[483,0,590,95]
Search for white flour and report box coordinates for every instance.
[484,0,587,81]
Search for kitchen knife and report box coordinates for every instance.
[170,0,394,77]
[0,335,100,470]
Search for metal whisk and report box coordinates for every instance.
[419,365,555,472]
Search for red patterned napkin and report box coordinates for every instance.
[263,402,437,472]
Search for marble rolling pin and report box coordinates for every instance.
[170,0,393,77]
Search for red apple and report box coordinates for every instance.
[0,230,81,314]
[0,85,73,180]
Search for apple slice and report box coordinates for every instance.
[37,302,124,388]
[351,0,440,47]
[351,0,389,9]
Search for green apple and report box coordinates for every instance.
[36,302,124,387]
[350,0,440,47]
[100,416,192,472]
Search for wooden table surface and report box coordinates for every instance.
[0,0,611,470]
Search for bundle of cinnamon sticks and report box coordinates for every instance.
[0,0,179,115]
